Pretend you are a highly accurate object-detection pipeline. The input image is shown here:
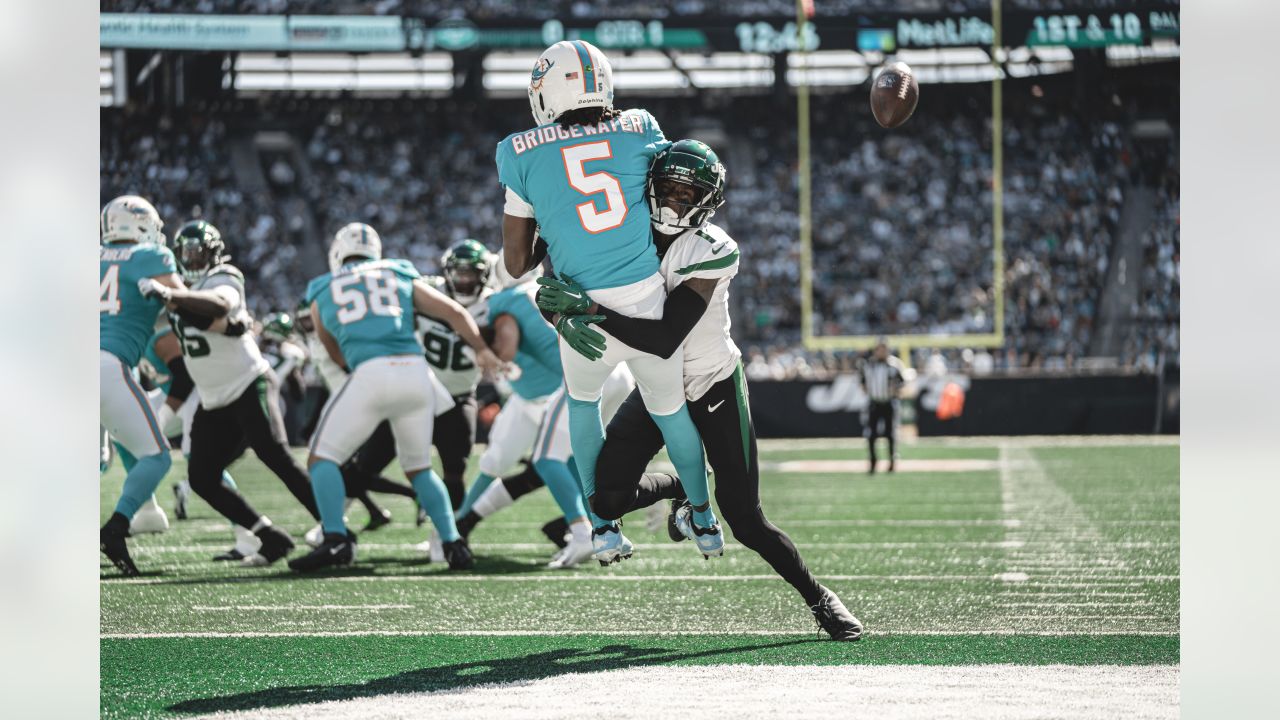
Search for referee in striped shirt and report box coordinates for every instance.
[859,340,904,474]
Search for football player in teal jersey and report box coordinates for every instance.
[99,195,183,575]
[452,266,608,568]
[496,41,720,563]
[289,223,503,572]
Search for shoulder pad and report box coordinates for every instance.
[207,264,245,284]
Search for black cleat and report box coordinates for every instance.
[244,525,296,567]
[541,516,569,549]
[363,508,392,532]
[667,499,689,543]
[887,456,897,473]
[810,586,863,641]
[442,538,475,570]
[456,512,481,541]
[100,515,139,577]
[212,548,246,562]
[288,531,356,572]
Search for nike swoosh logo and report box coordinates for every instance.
[711,243,727,255]
[329,545,344,555]
[708,400,725,413]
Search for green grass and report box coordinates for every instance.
[100,438,1179,718]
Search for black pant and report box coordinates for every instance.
[346,395,475,510]
[864,400,897,468]
[595,365,824,606]
[187,371,319,529]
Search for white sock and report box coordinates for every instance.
[569,518,591,544]
[472,482,514,519]
[250,516,271,533]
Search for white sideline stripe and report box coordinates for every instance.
[180,518,1176,531]
[192,605,411,612]
[102,629,1181,639]
[187,663,1178,720]
[107,573,1179,586]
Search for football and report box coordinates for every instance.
[870,61,920,129]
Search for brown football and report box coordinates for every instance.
[870,62,919,129]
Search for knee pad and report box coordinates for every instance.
[590,491,627,522]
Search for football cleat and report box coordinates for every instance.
[304,523,324,548]
[547,534,593,569]
[591,523,634,566]
[414,529,446,563]
[667,499,689,543]
[243,525,295,567]
[810,586,864,641]
[215,525,261,561]
[442,538,475,570]
[288,531,357,572]
[673,504,725,559]
[172,480,190,520]
[129,498,170,535]
[363,508,392,532]
[455,511,480,540]
[541,517,570,549]
[101,519,139,577]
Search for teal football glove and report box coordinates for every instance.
[555,314,607,361]
[536,275,593,316]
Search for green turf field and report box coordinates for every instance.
[100,436,1179,719]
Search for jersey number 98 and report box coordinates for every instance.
[332,270,402,324]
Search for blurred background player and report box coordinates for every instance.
[99,195,181,575]
[860,340,904,474]
[541,141,862,638]
[153,219,317,566]
[497,40,717,563]
[290,223,502,572]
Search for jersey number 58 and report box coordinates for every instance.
[331,270,402,324]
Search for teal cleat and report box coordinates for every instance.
[591,522,634,566]
[674,503,725,559]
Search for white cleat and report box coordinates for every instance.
[305,517,348,548]
[547,535,594,569]
[674,504,725,559]
[591,523,635,566]
[415,529,445,563]
[130,497,170,535]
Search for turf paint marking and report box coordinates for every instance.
[102,630,1180,639]
[192,605,412,612]
[185,664,1179,720]
[135,540,1038,555]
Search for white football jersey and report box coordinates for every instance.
[415,279,492,398]
[305,333,349,393]
[263,338,308,377]
[658,222,742,402]
[173,264,270,409]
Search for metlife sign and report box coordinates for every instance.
[896,16,994,48]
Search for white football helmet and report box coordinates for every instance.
[528,40,614,126]
[101,195,165,246]
[328,222,382,273]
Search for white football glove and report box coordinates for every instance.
[137,278,173,302]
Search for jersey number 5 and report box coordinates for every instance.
[332,270,402,324]
[562,140,627,234]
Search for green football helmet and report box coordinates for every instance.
[262,312,295,343]
[294,298,315,333]
[442,239,493,306]
[646,139,726,236]
[174,220,228,282]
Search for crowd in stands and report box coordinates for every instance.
[101,80,1177,374]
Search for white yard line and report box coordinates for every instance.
[102,629,1180,639]
[192,605,411,612]
[135,540,1067,555]
[756,435,1178,451]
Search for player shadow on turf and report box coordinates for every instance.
[167,638,818,715]
[102,554,559,586]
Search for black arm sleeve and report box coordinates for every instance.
[598,284,710,360]
[530,235,548,269]
[176,308,215,330]
[166,357,194,403]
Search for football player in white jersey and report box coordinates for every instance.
[538,140,863,639]
[143,220,320,566]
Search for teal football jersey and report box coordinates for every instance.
[306,258,423,370]
[100,242,177,367]
[139,328,175,395]
[495,107,671,291]
[487,283,563,399]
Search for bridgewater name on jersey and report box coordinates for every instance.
[172,264,270,409]
[658,223,742,402]
[100,242,178,368]
[496,108,671,291]
[306,258,422,369]
[487,282,563,400]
